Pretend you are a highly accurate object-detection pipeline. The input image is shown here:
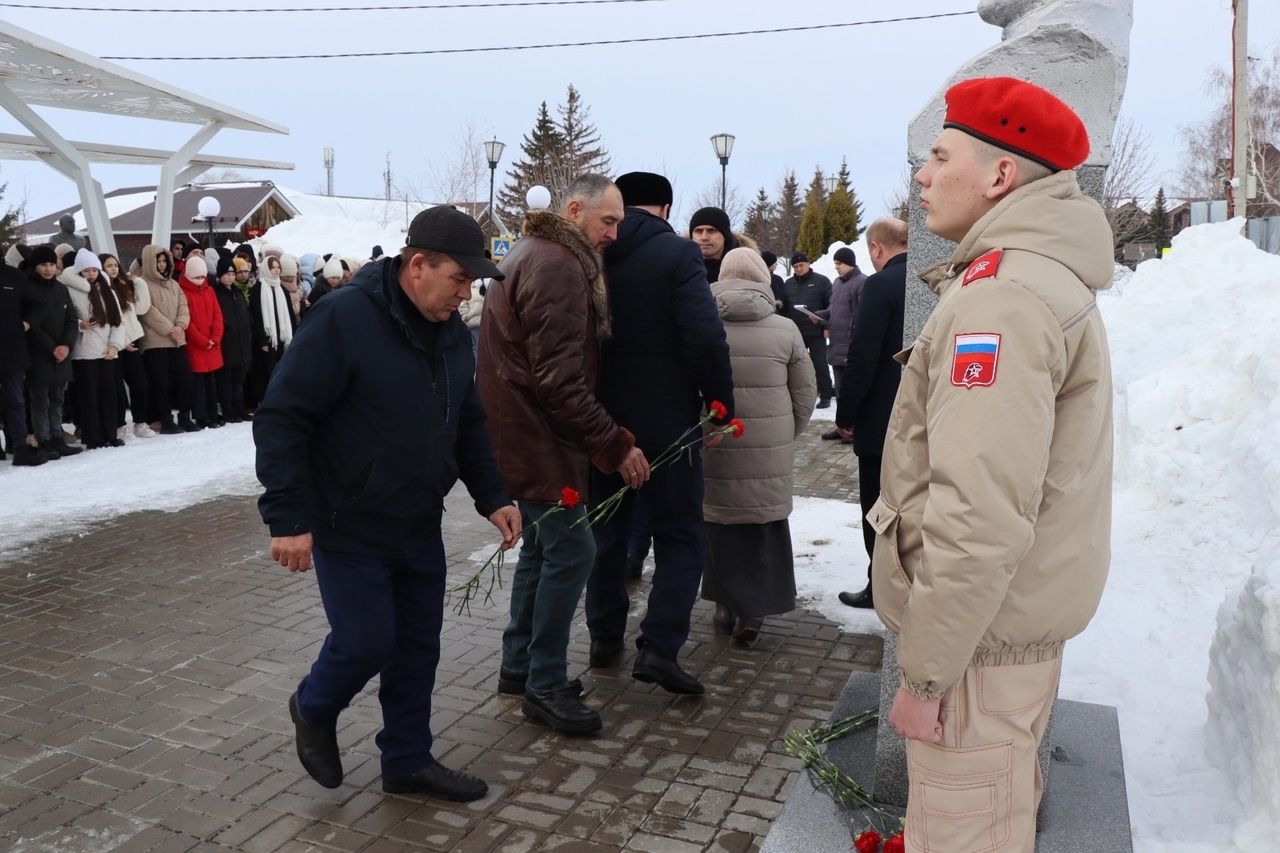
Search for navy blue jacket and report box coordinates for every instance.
[834,253,906,458]
[599,208,734,451]
[1,264,39,374]
[254,256,510,558]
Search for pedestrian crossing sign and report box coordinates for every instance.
[491,237,513,260]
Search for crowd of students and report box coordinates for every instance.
[0,235,376,467]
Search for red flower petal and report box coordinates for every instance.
[560,486,581,508]
[709,400,728,420]
[728,418,746,438]
[853,830,882,853]
[883,833,905,853]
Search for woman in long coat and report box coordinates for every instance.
[701,248,816,642]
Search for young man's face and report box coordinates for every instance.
[171,244,185,260]
[691,226,725,260]
[834,261,853,277]
[915,128,1000,243]
[793,261,811,277]
[35,261,57,280]
[220,271,235,287]
[235,270,250,284]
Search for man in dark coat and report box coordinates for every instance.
[0,256,45,465]
[587,171,735,696]
[213,257,252,423]
[762,250,786,313]
[255,206,520,801]
[22,245,82,459]
[783,252,834,406]
[689,206,737,282]
[834,218,907,609]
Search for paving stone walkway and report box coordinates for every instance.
[0,421,879,852]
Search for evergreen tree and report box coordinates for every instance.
[823,160,862,246]
[556,84,611,183]
[771,170,804,261]
[1148,186,1171,255]
[840,158,865,241]
[742,187,773,249]
[0,168,19,250]
[496,101,563,225]
[796,167,827,260]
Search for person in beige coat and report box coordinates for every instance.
[878,77,1113,852]
[701,248,816,642]
[137,244,197,434]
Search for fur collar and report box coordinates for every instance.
[522,210,610,338]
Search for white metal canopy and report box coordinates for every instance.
[0,133,293,172]
[0,20,290,254]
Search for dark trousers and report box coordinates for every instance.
[0,370,25,449]
[587,452,706,661]
[215,365,245,421]
[805,336,833,400]
[115,348,149,428]
[72,359,118,447]
[251,347,282,406]
[297,539,447,777]
[143,347,192,425]
[192,372,218,423]
[627,498,652,560]
[28,381,66,442]
[858,453,882,583]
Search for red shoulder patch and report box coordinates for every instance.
[961,249,1003,287]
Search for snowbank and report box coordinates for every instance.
[253,186,416,258]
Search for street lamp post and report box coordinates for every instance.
[197,195,220,251]
[825,175,839,196]
[483,137,506,249]
[710,133,735,210]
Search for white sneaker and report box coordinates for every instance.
[117,426,130,441]
[133,423,158,438]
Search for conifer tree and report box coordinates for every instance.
[0,169,20,249]
[743,187,774,249]
[771,170,804,262]
[556,85,611,182]
[496,101,563,223]
[1148,186,1171,255]
[796,167,827,260]
[823,159,861,246]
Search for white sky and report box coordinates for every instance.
[2,0,1278,236]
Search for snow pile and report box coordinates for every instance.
[255,187,420,258]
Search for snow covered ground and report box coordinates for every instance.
[1,221,1275,850]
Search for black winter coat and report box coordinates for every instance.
[254,255,510,558]
[834,253,906,458]
[782,271,832,342]
[215,283,253,369]
[248,281,297,351]
[0,264,39,373]
[599,208,735,451]
[22,271,77,384]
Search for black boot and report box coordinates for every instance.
[49,437,82,456]
[178,415,201,432]
[382,762,488,801]
[11,446,47,467]
[589,638,624,669]
[522,683,602,734]
[632,645,703,695]
[159,419,184,435]
[288,692,342,789]
[838,584,875,609]
[821,428,842,441]
[497,667,582,697]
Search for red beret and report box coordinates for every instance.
[943,76,1089,172]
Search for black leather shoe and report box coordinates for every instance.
[50,438,82,456]
[589,638,624,669]
[625,552,645,579]
[522,684,602,734]
[712,603,735,635]
[816,398,832,409]
[820,428,842,440]
[838,585,875,609]
[288,692,342,789]
[498,667,583,697]
[159,421,184,435]
[178,416,201,432]
[382,762,488,801]
[632,646,703,695]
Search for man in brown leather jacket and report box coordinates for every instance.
[477,174,651,734]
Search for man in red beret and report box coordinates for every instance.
[873,76,1114,851]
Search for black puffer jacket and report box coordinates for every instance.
[782,270,832,342]
[22,269,78,384]
[0,264,39,373]
[214,282,253,369]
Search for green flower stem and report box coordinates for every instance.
[449,501,567,616]
[782,711,903,835]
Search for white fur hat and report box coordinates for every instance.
[280,255,299,277]
[71,247,102,276]
[322,258,344,280]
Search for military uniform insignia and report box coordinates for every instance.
[951,333,1001,388]
[962,249,1003,286]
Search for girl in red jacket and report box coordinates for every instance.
[177,256,224,428]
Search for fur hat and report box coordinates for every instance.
[184,255,208,279]
[719,247,770,284]
[280,255,298,277]
[30,245,58,267]
[322,258,344,280]
[71,247,102,276]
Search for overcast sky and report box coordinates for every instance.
[2,0,1278,235]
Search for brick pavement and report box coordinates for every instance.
[0,421,878,852]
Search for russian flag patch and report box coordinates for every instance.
[951,333,1001,388]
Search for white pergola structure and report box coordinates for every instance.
[0,20,291,256]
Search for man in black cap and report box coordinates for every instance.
[254,205,521,801]
[783,252,834,406]
[688,206,737,282]
[761,250,786,313]
[586,172,735,696]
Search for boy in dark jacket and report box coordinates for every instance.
[22,245,82,459]
[213,256,252,423]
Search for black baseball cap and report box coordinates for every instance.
[406,206,504,280]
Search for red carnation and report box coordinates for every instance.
[709,400,728,420]
[883,833,905,853]
[853,830,882,853]
[560,486,581,508]
[727,418,746,438]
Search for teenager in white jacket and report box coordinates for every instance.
[100,252,156,438]
[61,248,126,449]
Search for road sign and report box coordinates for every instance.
[490,236,513,260]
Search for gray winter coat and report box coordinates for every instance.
[703,277,816,524]
[821,268,867,367]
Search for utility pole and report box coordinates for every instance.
[323,147,335,197]
[1230,0,1249,219]
[383,153,392,202]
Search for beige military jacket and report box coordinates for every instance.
[871,170,1115,700]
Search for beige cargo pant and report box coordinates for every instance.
[904,657,1061,853]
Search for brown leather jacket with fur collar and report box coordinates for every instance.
[476,211,633,503]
